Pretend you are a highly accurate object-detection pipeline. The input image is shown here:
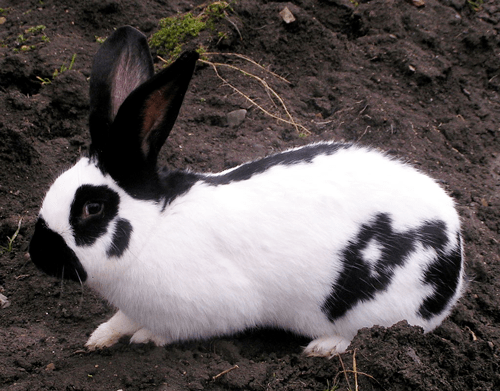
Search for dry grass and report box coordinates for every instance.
[159,52,311,135]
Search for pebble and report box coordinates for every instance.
[0,293,10,309]
[45,363,56,371]
[279,7,296,24]
[227,109,247,127]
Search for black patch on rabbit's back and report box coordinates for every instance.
[159,168,201,207]
[30,217,87,282]
[158,142,350,206]
[321,213,462,323]
[202,142,351,186]
[107,218,133,257]
[70,185,120,246]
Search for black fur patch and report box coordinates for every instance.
[70,185,120,246]
[156,143,350,206]
[30,218,87,282]
[202,143,350,186]
[88,143,349,209]
[418,233,463,319]
[158,168,201,207]
[106,218,133,257]
[321,213,462,322]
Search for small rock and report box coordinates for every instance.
[409,0,425,7]
[406,346,422,364]
[227,109,247,127]
[46,363,56,371]
[279,7,296,24]
[0,293,10,309]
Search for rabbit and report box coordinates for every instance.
[29,25,465,357]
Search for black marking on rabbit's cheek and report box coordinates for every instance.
[107,218,132,257]
[418,233,463,319]
[321,214,461,323]
[29,218,87,282]
[70,185,120,246]
[203,142,350,185]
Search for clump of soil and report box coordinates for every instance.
[1,0,499,390]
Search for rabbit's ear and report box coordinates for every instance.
[88,26,198,199]
[89,26,154,150]
[109,50,198,168]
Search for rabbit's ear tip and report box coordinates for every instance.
[112,25,146,39]
[179,51,200,62]
[118,25,139,32]
[168,51,199,70]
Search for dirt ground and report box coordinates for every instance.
[1,0,499,390]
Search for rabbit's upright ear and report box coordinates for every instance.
[89,26,198,199]
[89,26,154,150]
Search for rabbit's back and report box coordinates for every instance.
[134,142,464,347]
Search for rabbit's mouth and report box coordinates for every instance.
[29,217,87,283]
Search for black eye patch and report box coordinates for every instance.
[70,185,120,246]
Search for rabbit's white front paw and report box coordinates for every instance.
[86,310,141,350]
[130,328,168,346]
[303,335,352,357]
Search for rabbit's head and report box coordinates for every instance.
[29,26,198,283]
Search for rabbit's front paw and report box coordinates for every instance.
[130,328,168,346]
[86,322,123,350]
[85,310,141,350]
[303,335,352,357]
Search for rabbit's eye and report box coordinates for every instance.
[84,202,104,217]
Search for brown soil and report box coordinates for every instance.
[1,0,500,390]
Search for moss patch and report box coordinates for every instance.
[150,1,234,62]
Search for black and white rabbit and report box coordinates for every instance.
[29,26,465,357]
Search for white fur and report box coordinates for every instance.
[40,144,464,356]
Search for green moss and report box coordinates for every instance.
[150,13,206,59]
[26,25,46,34]
[150,1,234,63]
[195,45,208,61]
[204,1,232,28]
